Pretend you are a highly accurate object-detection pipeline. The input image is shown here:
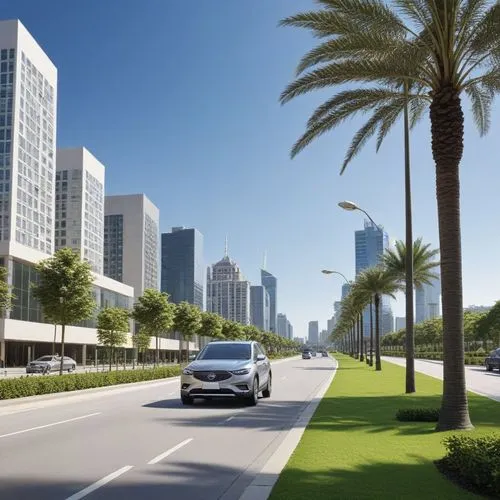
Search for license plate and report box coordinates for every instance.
[202,382,220,390]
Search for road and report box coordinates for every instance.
[0,355,335,500]
[383,357,500,402]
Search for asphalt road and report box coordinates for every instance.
[383,356,500,402]
[0,355,336,500]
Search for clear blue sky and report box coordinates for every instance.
[5,0,499,339]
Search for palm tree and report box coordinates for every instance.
[352,268,400,371]
[280,0,499,430]
[382,238,440,392]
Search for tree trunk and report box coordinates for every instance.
[59,324,66,376]
[356,315,360,360]
[375,294,381,371]
[404,80,416,394]
[155,335,159,367]
[52,324,57,355]
[109,347,112,371]
[360,313,364,362]
[370,298,374,367]
[430,84,472,431]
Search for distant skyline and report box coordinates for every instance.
[4,0,500,339]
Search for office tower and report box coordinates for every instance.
[327,316,336,334]
[207,249,250,324]
[416,272,441,323]
[341,283,351,299]
[161,227,204,309]
[320,329,329,345]
[104,194,159,297]
[277,313,288,337]
[261,269,277,333]
[395,317,406,331]
[287,320,293,340]
[55,148,104,273]
[308,320,319,345]
[250,285,270,331]
[355,220,392,336]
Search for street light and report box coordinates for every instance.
[321,269,350,284]
[338,200,382,231]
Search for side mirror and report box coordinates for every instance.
[256,354,266,362]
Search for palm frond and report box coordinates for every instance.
[465,82,494,135]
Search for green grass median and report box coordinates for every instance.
[270,353,499,499]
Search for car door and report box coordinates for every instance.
[255,343,269,388]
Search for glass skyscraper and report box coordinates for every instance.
[261,269,277,333]
[250,285,270,331]
[161,227,204,309]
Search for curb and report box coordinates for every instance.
[238,357,338,500]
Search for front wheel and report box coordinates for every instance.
[245,378,259,406]
[68,365,75,373]
[181,395,194,405]
[262,375,272,398]
[486,364,493,372]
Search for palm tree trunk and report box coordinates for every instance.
[155,335,159,367]
[404,80,416,394]
[356,315,361,360]
[430,85,472,431]
[59,324,65,376]
[360,313,364,362]
[375,294,381,371]
[52,324,57,355]
[109,347,112,371]
[370,299,374,367]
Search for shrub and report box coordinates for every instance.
[396,408,440,422]
[0,365,181,400]
[439,434,500,497]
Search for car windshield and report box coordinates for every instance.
[198,344,251,360]
[36,356,53,361]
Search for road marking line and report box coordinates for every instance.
[225,416,235,423]
[65,465,134,500]
[168,391,176,396]
[148,438,193,465]
[0,412,101,439]
[0,407,39,418]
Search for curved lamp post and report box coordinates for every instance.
[338,201,382,231]
[321,269,350,284]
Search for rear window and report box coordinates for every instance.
[198,343,251,360]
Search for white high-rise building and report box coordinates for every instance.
[207,251,250,324]
[277,313,288,337]
[104,194,160,297]
[55,148,104,273]
[395,316,406,331]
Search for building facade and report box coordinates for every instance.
[261,269,277,333]
[104,194,159,297]
[416,273,441,323]
[287,320,293,340]
[161,227,204,309]
[250,285,270,331]
[55,147,104,273]
[395,316,406,331]
[308,320,319,346]
[207,254,250,324]
[277,313,288,338]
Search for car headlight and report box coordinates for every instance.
[230,368,251,375]
[182,368,193,375]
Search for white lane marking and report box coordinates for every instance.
[148,438,193,465]
[0,412,101,439]
[0,407,39,417]
[168,391,176,396]
[65,465,134,500]
[225,416,235,423]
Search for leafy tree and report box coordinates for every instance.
[383,238,439,391]
[132,289,175,366]
[32,248,95,374]
[280,0,500,430]
[477,302,500,344]
[353,267,400,371]
[0,266,13,315]
[173,301,202,363]
[221,320,243,341]
[243,325,264,343]
[200,311,223,340]
[133,330,152,368]
[97,307,130,370]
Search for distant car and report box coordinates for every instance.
[180,341,271,406]
[26,355,77,374]
[302,351,312,360]
[311,351,317,357]
[485,348,500,371]
[321,351,328,357]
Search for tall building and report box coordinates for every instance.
[355,220,392,337]
[250,285,270,331]
[416,272,441,323]
[207,250,250,324]
[320,329,329,345]
[327,316,336,334]
[55,148,104,273]
[277,313,288,337]
[341,283,351,299]
[104,194,159,297]
[161,227,204,309]
[395,316,406,331]
[261,269,277,333]
[308,320,319,345]
[287,320,293,340]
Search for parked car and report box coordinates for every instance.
[302,351,312,360]
[26,355,77,374]
[180,341,271,406]
[485,348,500,371]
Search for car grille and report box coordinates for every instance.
[193,371,231,382]
[190,388,235,395]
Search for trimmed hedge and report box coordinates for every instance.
[381,351,485,365]
[0,365,181,400]
[438,434,500,497]
[396,407,440,422]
